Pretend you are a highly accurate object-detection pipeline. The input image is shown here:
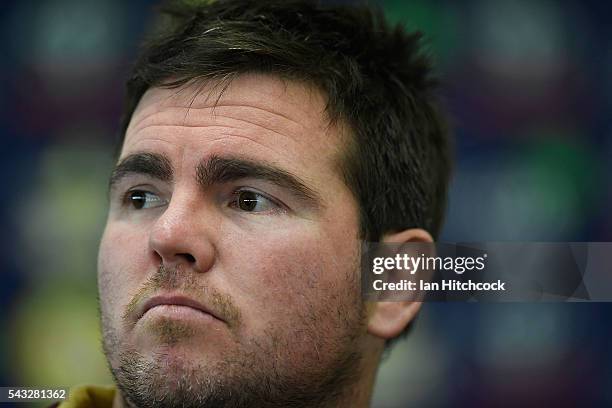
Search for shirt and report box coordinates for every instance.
[50,385,115,408]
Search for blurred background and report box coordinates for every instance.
[0,0,610,407]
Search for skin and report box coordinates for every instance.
[97,73,425,408]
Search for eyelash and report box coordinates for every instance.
[120,187,287,214]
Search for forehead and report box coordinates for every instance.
[123,74,348,176]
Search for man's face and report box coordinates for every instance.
[98,74,368,407]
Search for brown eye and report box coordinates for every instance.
[238,191,259,211]
[234,190,277,212]
[127,190,165,210]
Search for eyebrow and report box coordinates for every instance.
[109,152,173,191]
[197,155,322,209]
[109,152,322,209]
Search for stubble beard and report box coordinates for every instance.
[99,265,367,408]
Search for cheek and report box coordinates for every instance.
[222,226,363,369]
[222,223,360,333]
[98,224,150,325]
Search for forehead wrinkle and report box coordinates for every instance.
[128,123,241,138]
[210,115,303,144]
[127,122,294,160]
[120,136,178,157]
[127,106,182,137]
[131,103,310,143]
[128,112,303,159]
[199,131,301,162]
[211,105,308,133]
[185,75,324,123]
[199,103,307,130]
[136,72,329,125]
[213,133,300,161]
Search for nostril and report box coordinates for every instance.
[180,253,196,263]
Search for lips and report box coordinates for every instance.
[139,294,223,322]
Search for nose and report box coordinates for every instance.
[148,194,216,273]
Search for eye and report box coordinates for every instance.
[125,190,167,210]
[231,190,279,213]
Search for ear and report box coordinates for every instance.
[367,228,433,340]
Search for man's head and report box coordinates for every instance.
[98,1,451,407]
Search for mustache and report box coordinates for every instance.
[122,264,241,328]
